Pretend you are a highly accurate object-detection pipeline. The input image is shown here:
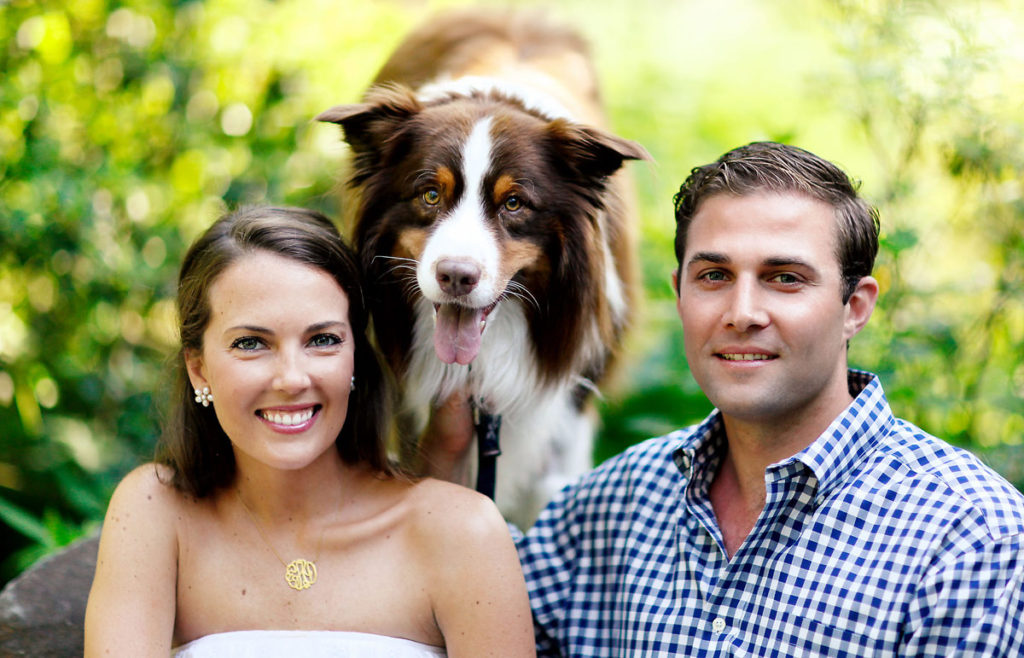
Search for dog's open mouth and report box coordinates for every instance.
[433,301,497,365]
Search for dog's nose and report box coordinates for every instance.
[436,259,481,297]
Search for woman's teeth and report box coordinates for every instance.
[260,408,314,426]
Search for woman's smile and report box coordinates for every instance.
[257,405,321,432]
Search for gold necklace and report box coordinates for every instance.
[236,490,327,592]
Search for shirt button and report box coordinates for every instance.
[712,617,727,633]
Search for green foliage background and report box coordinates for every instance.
[1,0,1022,584]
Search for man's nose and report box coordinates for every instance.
[723,278,769,332]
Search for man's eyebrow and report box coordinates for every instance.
[686,251,729,267]
[686,253,823,275]
[688,252,819,266]
[763,256,819,272]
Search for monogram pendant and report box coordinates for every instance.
[284,558,318,591]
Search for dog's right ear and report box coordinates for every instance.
[546,119,652,182]
[316,84,422,157]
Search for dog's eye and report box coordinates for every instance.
[422,188,441,206]
[503,196,522,212]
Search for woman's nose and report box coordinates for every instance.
[272,350,311,393]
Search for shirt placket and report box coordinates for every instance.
[678,448,736,651]
[680,459,816,653]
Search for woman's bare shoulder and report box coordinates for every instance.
[402,478,511,551]
[86,464,183,655]
[104,463,191,524]
[398,480,534,654]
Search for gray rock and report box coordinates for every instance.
[0,534,99,657]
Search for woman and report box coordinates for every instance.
[84,206,535,657]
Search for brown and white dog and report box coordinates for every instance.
[318,9,648,527]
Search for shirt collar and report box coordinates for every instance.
[672,410,724,481]
[672,370,894,503]
[791,370,894,503]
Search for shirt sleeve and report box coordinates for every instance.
[514,481,589,658]
[511,437,679,657]
[900,532,1024,657]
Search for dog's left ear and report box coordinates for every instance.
[547,120,651,180]
[316,102,377,154]
[316,84,422,157]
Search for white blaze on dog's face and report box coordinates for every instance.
[417,117,501,365]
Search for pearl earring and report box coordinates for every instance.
[350,376,356,392]
[194,386,214,407]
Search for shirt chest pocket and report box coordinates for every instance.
[740,609,894,657]
[706,618,885,657]
[771,618,882,655]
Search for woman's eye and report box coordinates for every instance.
[309,333,342,348]
[503,195,522,212]
[422,188,441,206]
[231,336,263,351]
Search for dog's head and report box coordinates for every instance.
[318,84,648,375]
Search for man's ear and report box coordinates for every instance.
[184,348,208,392]
[844,276,879,340]
[673,268,687,325]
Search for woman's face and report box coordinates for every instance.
[185,250,355,474]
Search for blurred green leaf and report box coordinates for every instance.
[0,496,52,546]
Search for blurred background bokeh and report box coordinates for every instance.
[2,0,1022,586]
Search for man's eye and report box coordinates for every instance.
[231,337,263,351]
[309,333,342,348]
[771,273,800,284]
[422,188,441,206]
[503,195,522,212]
[700,271,727,282]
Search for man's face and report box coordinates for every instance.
[675,191,875,432]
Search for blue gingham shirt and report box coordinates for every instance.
[517,371,1024,656]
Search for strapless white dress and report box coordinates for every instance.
[172,630,447,657]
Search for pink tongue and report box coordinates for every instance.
[434,304,484,365]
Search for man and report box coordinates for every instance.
[428,142,1024,655]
